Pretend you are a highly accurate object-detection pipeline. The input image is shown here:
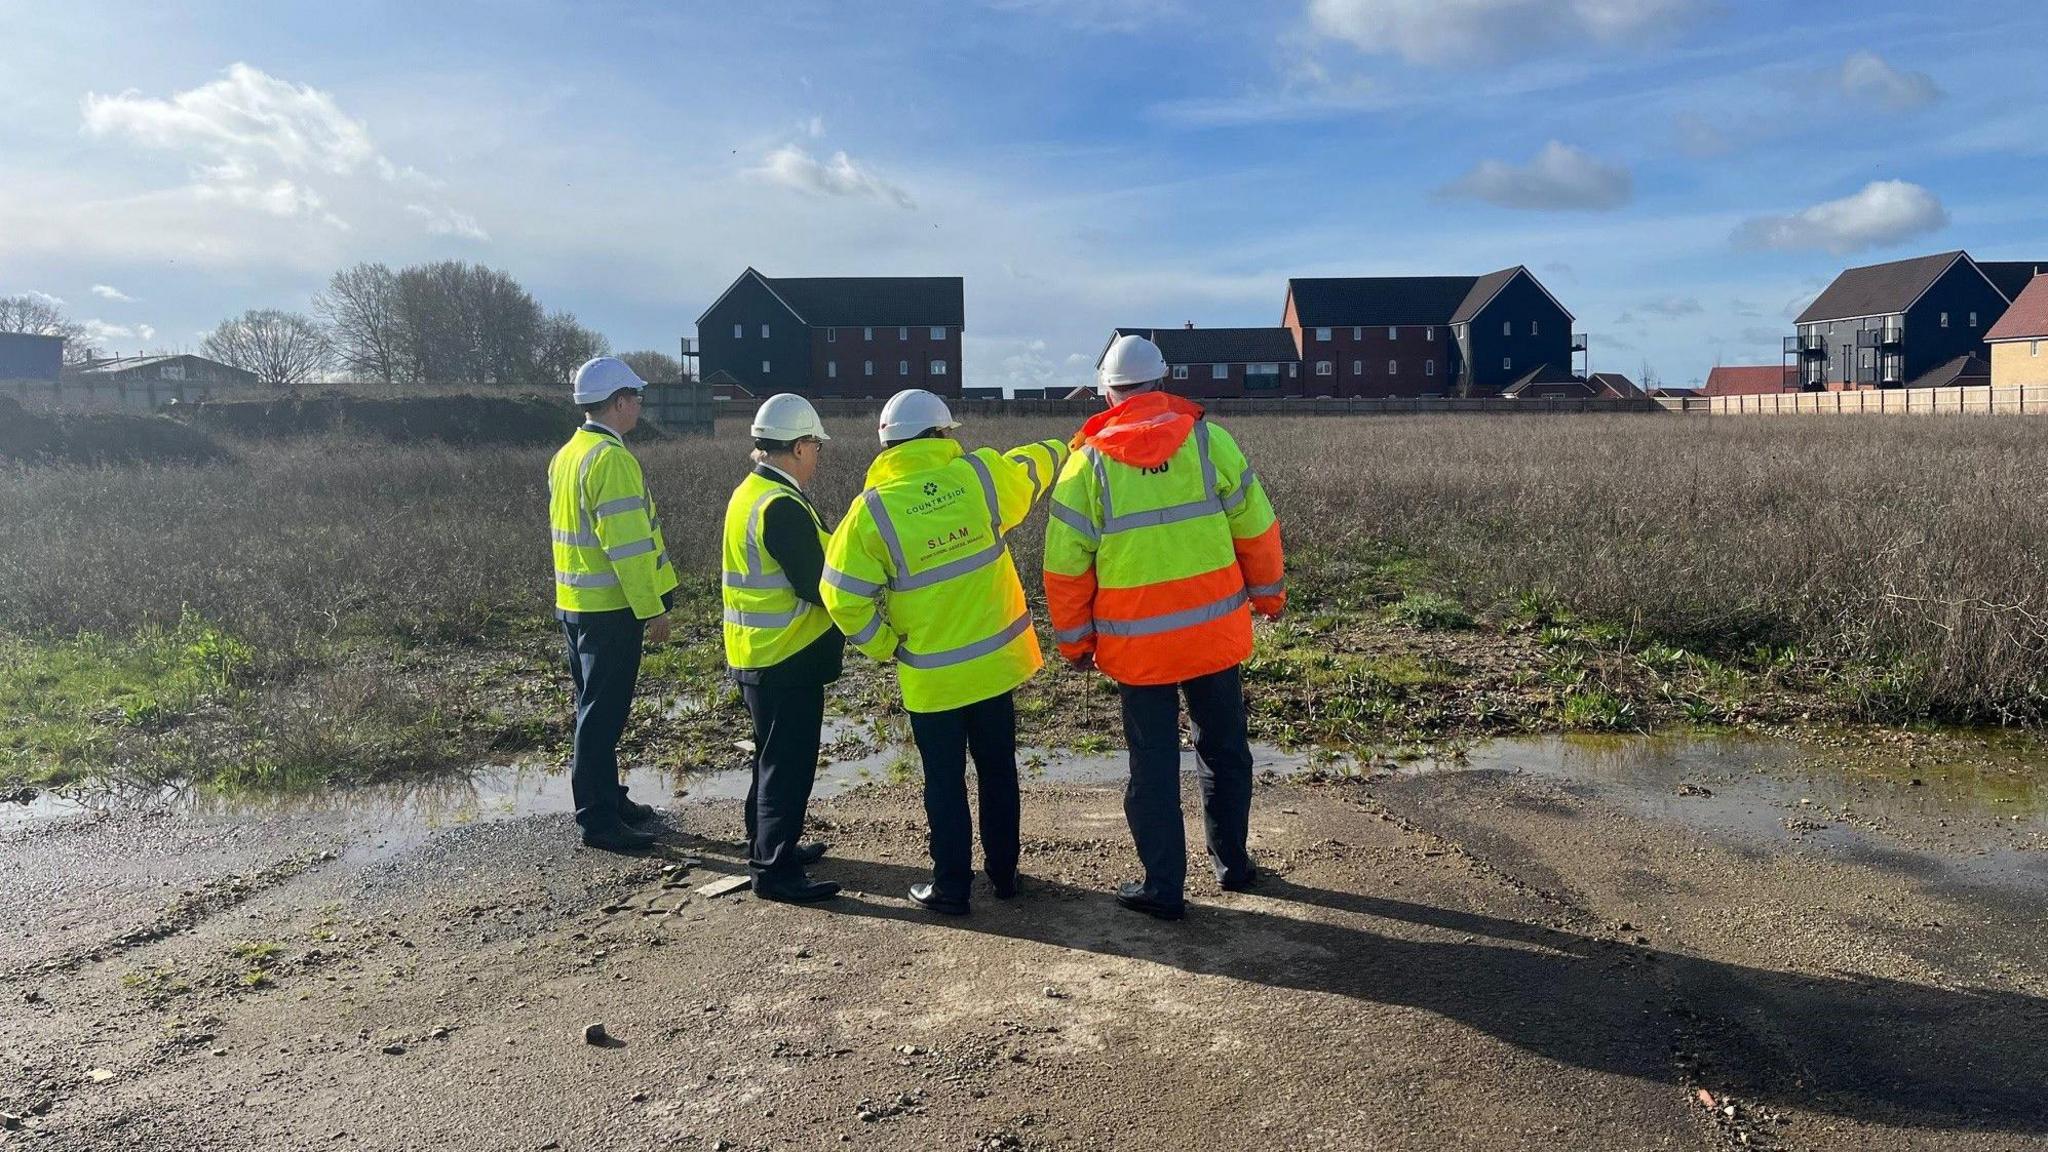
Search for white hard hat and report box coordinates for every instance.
[751,393,831,441]
[571,356,648,405]
[877,389,959,445]
[1098,334,1169,392]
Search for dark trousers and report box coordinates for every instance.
[741,681,825,883]
[907,691,1020,903]
[560,612,645,825]
[1118,664,1255,904]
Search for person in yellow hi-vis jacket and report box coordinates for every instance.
[549,356,679,854]
[821,389,1068,916]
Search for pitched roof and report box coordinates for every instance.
[1651,386,1702,398]
[1977,261,2048,303]
[696,268,964,327]
[1587,371,1642,399]
[1795,251,1967,324]
[1907,353,1990,389]
[1450,268,1528,324]
[1704,365,1790,396]
[1501,363,1581,391]
[1985,274,2048,342]
[1285,266,1569,328]
[1109,326,1299,365]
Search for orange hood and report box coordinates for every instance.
[1071,391,1205,469]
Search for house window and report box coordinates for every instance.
[1315,361,1333,376]
[1969,312,1978,328]
[1388,360,1398,375]
[760,324,771,338]
[1503,321,1512,336]
[1351,326,1362,340]
[762,360,772,374]
[929,360,947,376]
[1940,312,1949,327]
[1247,363,1280,389]
[1212,363,1227,379]
[1426,360,1436,376]
[898,326,908,340]
[864,327,874,341]
[826,327,837,343]
[864,360,874,376]
[827,361,837,378]
[1531,320,1540,335]
[1172,365,1189,380]
[931,326,947,340]
[1503,357,1512,371]
[2033,341,2042,357]
[1315,327,1331,341]
[1351,359,1362,375]
[733,323,743,339]
[898,360,909,376]
[1426,327,1435,341]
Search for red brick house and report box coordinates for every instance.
[1704,365,1792,397]
[1101,325,1301,399]
[696,268,964,399]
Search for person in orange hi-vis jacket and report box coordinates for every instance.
[1042,334,1285,920]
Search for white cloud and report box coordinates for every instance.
[195,177,345,227]
[1307,0,1694,66]
[1840,51,1941,111]
[82,63,376,175]
[1437,141,1632,211]
[1734,180,1949,255]
[752,145,917,210]
[79,318,135,343]
[90,284,136,302]
[26,290,64,307]
[404,203,490,241]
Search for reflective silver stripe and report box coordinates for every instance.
[862,490,910,580]
[1090,448,1114,524]
[741,488,785,579]
[725,570,792,590]
[1248,581,1285,598]
[892,539,1007,592]
[894,611,1031,670]
[1102,497,1223,535]
[849,613,884,646]
[1007,452,1040,500]
[1053,623,1095,644]
[1194,420,1217,499]
[1050,500,1098,541]
[606,537,657,562]
[594,496,647,518]
[1221,468,1257,512]
[556,569,620,588]
[965,452,1001,535]
[551,528,600,548]
[655,551,670,569]
[823,565,884,597]
[724,606,805,629]
[1095,590,1247,638]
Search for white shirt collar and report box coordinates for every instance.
[756,460,804,492]
[584,420,623,440]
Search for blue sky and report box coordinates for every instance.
[3,0,2045,390]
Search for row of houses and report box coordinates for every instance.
[1704,250,2047,397]
[694,265,1643,401]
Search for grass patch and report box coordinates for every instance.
[1386,591,1475,631]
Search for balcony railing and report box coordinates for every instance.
[1784,334,1827,357]
[1570,333,1588,352]
[1879,320,1905,344]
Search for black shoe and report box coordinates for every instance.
[619,798,658,826]
[1114,882,1185,921]
[795,841,828,867]
[989,873,1020,900]
[754,875,841,904]
[581,819,656,854]
[1219,867,1259,893]
[908,883,970,916]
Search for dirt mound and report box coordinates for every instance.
[0,396,229,465]
[181,394,668,445]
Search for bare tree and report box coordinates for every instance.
[0,294,95,365]
[313,263,405,383]
[535,311,611,384]
[203,310,332,387]
[618,349,682,383]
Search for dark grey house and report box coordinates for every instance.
[0,332,64,382]
[695,268,965,398]
[1283,267,1581,397]
[1101,325,1301,399]
[1786,251,2045,389]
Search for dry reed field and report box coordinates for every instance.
[3,411,2046,792]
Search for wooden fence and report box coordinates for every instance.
[720,395,1669,421]
[1665,383,2047,417]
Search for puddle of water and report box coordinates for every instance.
[1405,734,2047,888]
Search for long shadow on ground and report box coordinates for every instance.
[805,855,2048,1137]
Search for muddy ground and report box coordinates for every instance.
[1,737,2044,1152]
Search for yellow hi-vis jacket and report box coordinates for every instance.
[721,470,836,669]
[548,423,678,618]
[822,436,1069,713]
